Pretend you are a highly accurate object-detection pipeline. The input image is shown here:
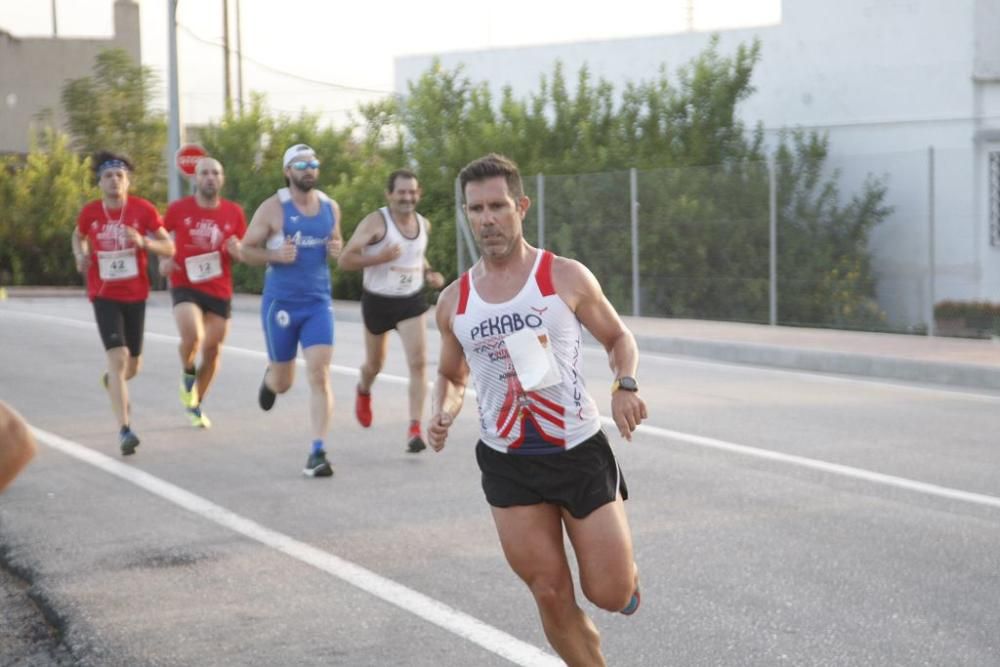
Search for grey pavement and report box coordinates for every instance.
[7,286,999,392]
[2,289,999,666]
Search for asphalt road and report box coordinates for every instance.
[1,296,999,666]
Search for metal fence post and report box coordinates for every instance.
[455,178,464,274]
[536,173,545,249]
[768,157,778,326]
[454,178,479,273]
[927,146,936,336]
[630,168,640,317]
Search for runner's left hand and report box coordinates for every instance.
[327,237,343,259]
[425,271,445,289]
[226,236,242,261]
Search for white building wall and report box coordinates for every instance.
[396,0,1000,326]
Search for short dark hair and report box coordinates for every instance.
[458,153,524,201]
[386,168,418,193]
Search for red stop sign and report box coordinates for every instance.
[175,143,208,177]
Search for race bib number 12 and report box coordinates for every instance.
[185,250,223,283]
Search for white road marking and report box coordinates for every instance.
[7,307,1000,510]
[30,427,563,667]
[591,344,1000,403]
[605,417,1000,510]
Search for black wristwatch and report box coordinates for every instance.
[611,376,638,393]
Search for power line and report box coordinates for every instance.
[176,22,396,96]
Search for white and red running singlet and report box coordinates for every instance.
[453,250,601,455]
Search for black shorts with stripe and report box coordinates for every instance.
[360,289,429,335]
[475,430,628,519]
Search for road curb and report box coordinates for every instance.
[633,334,1000,391]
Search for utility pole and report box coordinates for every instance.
[51,0,57,36]
[167,0,183,202]
[222,0,232,114]
[235,0,244,113]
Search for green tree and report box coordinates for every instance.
[773,131,891,328]
[61,49,167,206]
[392,38,889,328]
[0,128,91,286]
[197,94,356,294]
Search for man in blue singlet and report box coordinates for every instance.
[237,144,343,477]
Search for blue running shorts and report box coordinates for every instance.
[261,295,335,362]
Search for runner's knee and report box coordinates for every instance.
[526,575,576,613]
[307,364,330,389]
[201,342,221,363]
[581,571,633,612]
[361,356,384,377]
[407,356,426,375]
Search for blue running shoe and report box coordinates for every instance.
[303,450,333,477]
[620,588,640,616]
[119,427,140,456]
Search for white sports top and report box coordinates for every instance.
[362,207,428,297]
[453,250,601,455]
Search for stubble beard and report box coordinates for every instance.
[291,174,316,193]
[198,184,219,201]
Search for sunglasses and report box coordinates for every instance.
[290,160,320,171]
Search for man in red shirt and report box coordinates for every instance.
[71,151,175,456]
[160,157,247,428]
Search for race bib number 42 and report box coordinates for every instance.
[185,250,223,283]
[97,249,139,281]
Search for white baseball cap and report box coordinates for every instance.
[282,143,316,169]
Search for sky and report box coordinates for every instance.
[0,0,780,128]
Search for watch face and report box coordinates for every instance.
[617,376,638,391]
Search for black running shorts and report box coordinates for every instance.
[92,298,146,356]
[475,430,628,519]
[171,286,232,319]
[361,289,429,335]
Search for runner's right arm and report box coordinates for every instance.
[71,228,90,273]
[336,211,398,271]
[238,197,294,266]
[427,281,470,452]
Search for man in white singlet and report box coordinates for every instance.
[427,153,648,666]
[338,169,445,453]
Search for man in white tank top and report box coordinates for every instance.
[338,169,445,453]
[427,154,648,666]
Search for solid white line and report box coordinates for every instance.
[10,308,1000,510]
[30,427,563,667]
[600,417,1000,510]
[10,306,1000,400]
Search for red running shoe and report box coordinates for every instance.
[355,386,372,427]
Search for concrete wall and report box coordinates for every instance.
[396,0,1000,325]
[0,0,140,155]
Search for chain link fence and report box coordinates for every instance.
[456,148,994,336]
